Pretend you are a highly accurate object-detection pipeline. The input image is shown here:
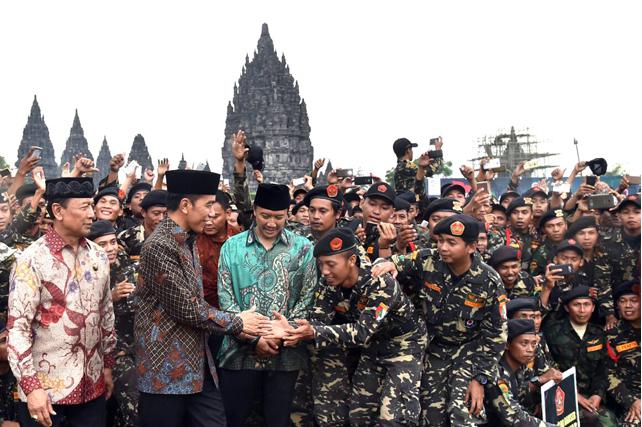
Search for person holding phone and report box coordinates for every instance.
[392,137,443,196]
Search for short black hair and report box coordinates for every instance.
[46,198,70,219]
[166,193,201,212]
[213,191,231,210]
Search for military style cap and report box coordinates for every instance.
[586,158,608,176]
[397,191,419,205]
[506,297,539,319]
[553,239,583,256]
[126,182,152,204]
[313,228,357,257]
[561,285,593,304]
[292,188,308,200]
[441,183,466,198]
[523,187,548,199]
[393,137,417,157]
[433,214,480,243]
[488,246,521,268]
[246,145,264,171]
[499,191,520,205]
[613,280,641,301]
[166,170,220,195]
[394,197,410,212]
[506,196,533,215]
[292,200,305,216]
[140,190,168,210]
[539,209,566,229]
[343,189,361,204]
[15,183,37,203]
[423,197,464,220]
[613,194,641,212]
[303,185,344,208]
[508,319,537,342]
[364,182,395,205]
[94,186,122,206]
[87,220,117,241]
[254,183,291,211]
[45,177,95,200]
[565,216,597,238]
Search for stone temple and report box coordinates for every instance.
[221,23,314,187]
[16,96,58,179]
[59,110,93,174]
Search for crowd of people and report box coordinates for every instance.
[0,130,639,427]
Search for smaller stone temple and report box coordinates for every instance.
[60,110,93,173]
[16,96,58,179]
[95,137,112,186]
[127,134,153,171]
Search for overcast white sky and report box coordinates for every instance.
[1,1,640,178]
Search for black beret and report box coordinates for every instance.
[397,191,419,205]
[489,246,521,268]
[314,228,357,258]
[566,216,597,238]
[561,286,593,304]
[613,280,641,301]
[491,203,507,215]
[140,190,168,210]
[508,319,537,342]
[539,209,566,229]
[254,183,291,211]
[303,185,344,208]
[246,145,264,171]
[393,138,417,157]
[506,197,533,215]
[364,182,395,205]
[441,183,466,198]
[586,158,608,176]
[126,182,152,203]
[506,297,539,319]
[293,188,308,199]
[394,197,410,212]
[87,220,117,241]
[499,191,520,204]
[45,177,95,200]
[166,170,220,195]
[614,194,641,212]
[16,183,37,203]
[423,198,464,221]
[292,200,306,216]
[343,189,361,204]
[94,187,122,206]
[523,187,548,199]
[433,214,480,243]
[553,239,583,257]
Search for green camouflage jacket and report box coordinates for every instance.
[606,320,640,409]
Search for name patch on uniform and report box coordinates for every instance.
[616,341,639,353]
[587,344,603,352]
[375,303,389,321]
[464,293,485,308]
[499,301,507,320]
[424,282,441,293]
[498,380,511,402]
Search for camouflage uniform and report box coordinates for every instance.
[484,357,555,427]
[311,266,427,426]
[393,158,442,195]
[487,225,541,272]
[601,226,641,285]
[391,250,508,426]
[580,248,615,319]
[0,243,18,424]
[606,321,640,426]
[544,318,617,427]
[117,223,146,257]
[0,205,41,248]
[109,250,140,427]
[529,239,558,277]
[504,271,542,300]
[514,337,556,413]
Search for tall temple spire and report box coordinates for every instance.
[95,136,112,187]
[221,23,314,188]
[16,95,58,179]
[178,153,187,170]
[60,109,93,173]
[127,134,153,171]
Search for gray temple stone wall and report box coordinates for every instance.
[16,96,58,179]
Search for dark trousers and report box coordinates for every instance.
[219,368,299,427]
[138,370,225,427]
[17,395,106,427]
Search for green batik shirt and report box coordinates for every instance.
[217,226,317,371]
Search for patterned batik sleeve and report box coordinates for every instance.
[217,244,242,315]
[141,240,239,334]
[313,275,397,350]
[7,257,43,395]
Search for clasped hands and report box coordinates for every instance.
[237,308,314,346]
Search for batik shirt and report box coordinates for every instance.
[218,226,317,371]
[7,229,116,404]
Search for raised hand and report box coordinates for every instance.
[110,154,125,173]
[17,147,40,177]
[314,158,325,171]
[253,170,264,184]
[232,130,249,162]
[32,167,46,192]
[157,158,170,176]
